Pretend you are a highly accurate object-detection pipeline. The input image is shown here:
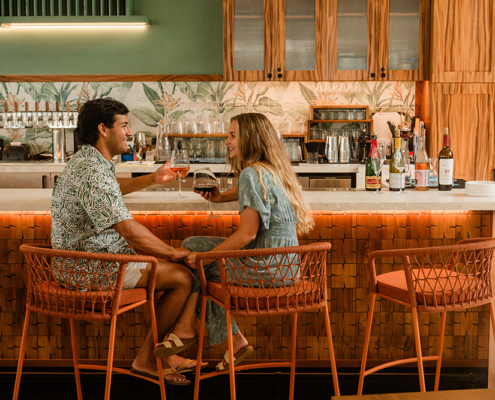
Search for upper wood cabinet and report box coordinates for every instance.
[431,0,495,82]
[326,0,429,81]
[223,0,428,81]
[223,0,325,81]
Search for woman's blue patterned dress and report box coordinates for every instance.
[182,166,299,345]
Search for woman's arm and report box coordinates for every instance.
[184,206,259,267]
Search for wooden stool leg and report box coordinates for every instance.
[434,312,447,391]
[104,315,118,400]
[148,300,166,400]
[324,303,340,397]
[194,296,208,400]
[12,309,31,400]
[70,319,83,400]
[358,293,375,395]
[289,313,298,400]
[226,309,236,400]
[412,308,426,392]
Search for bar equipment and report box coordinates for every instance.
[133,133,147,160]
[339,136,350,163]
[325,136,338,163]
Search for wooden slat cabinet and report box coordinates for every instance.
[431,0,495,83]
[224,0,326,81]
[327,0,429,81]
[429,83,495,181]
[376,0,430,81]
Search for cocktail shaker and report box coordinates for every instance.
[339,136,350,163]
[325,136,338,163]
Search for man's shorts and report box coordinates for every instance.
[122,262,149,289]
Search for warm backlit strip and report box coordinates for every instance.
[1,22,149,28]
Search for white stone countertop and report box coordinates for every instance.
[1,188,494,212]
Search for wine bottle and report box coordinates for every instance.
[389,137,405,191]
[414,131,430,191]
[438,127,454,191]
[365,133,380,191]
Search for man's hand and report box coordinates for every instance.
[168,247,190,262]
[153,159,178,184]
[183,252,199,269]
[194,186,222,203]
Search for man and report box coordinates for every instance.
[51,99,193,384]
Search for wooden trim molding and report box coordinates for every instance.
[0,75,224,82]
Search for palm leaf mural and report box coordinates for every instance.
[130,106,162,127]
[299,83,316,104]
[142,83,164,116]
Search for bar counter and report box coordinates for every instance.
[0,188,494,212]
[1,187,494,382]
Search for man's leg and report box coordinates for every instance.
[131,259,193,382]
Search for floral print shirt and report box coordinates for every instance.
[51,145,135,289]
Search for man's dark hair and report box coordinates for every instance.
[75,99,129,146]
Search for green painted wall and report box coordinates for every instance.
[0,0,223,75]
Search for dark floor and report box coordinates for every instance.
[1,367,488,400]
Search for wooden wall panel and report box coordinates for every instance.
[0,210,492,368]
[429,83,495,181]
[431,0,495,82]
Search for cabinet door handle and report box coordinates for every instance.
[268,73,272,78]
[381,67,385,72]
[278,73,282,78]
[371,73,376,78]
[277,68,281,72]
[42,175,48,188]
[381,73,386,78]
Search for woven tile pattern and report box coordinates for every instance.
[0,210,492,364]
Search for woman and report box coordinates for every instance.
[153,113,314,373]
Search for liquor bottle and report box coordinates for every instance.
[414,131,430,191]
[365,133,380,191]
[389,137,405,191]
[438,127,454,191]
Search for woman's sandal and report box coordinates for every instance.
[153,333,199,359]
[216,345,254,371]
[129,368,191,386]
[174,359,209,374]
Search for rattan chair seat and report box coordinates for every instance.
[207,279,325,315]
[29,282,148,320]
[377,269,491,311]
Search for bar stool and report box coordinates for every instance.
[358,238,495,395]
[192,242,340,400]
[13,244,166,400]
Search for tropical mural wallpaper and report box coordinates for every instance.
[0,81,415,156]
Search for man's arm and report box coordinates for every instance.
[113,218,189,261]
[117,159,177,196]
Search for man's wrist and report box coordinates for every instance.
[150,171,158,185]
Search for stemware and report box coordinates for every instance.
[370,146,385,194]
[193,167,220,220]
[170,149,190,199]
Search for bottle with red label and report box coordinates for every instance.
[438,127,454,191]
[415,130,430,191]
[365,133,380,191]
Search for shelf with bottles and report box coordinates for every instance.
[310,105,370,121]
[167,133,306,138]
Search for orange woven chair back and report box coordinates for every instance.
[370,238,495,312]
[20,244,155,321]
[196,242,331,317]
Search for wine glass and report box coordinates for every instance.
[193,167,220,220]
[170,149,190,199]
[393,149,407,195]
[370,146,385,194]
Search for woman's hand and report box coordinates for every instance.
[183,252,199,269]
[194,186,222,203]
[153,159,178,184]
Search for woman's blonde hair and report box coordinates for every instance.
[227,113,314,235]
